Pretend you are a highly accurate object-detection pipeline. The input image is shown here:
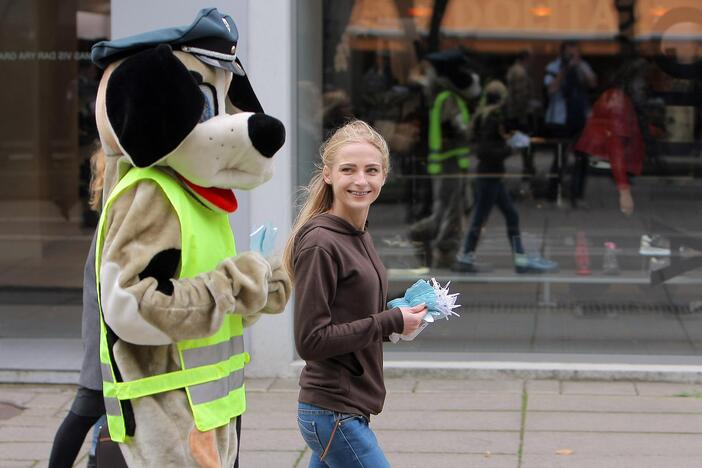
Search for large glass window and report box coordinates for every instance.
[0,0,109,339]
[296,0,702,361]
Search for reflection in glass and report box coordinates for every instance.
[296,0,702,359]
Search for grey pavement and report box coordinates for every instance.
[2,378,702,467]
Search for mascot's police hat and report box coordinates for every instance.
[91,7,244,75]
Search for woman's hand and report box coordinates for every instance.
[400,303,427,335]
[619,187,634,216]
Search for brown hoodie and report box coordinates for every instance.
[293,213,404,418]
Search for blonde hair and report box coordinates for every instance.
[283,120,389,280]
[88,147,106,211]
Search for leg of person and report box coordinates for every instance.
[298,403,333,467]
[495,184,559,273]
[232,415,242,468]
[324,415,390,468]
[433,175,465,267]
[48,387,105,468]
[298,403,390,468]
[570,150,589,206]
[495,181,524,255]
[453,178,499,272]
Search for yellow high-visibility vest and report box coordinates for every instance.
[96,167,247,443]
[428,90,471,175]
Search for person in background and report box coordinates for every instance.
[544,41,597,207]
[452,81,558,274]
[574,58,659,215]
[408,49,481,268]
[49,149,106,468]
[283,121,426,467]
[505,49,537,186]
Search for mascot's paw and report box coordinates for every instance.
[189,427,221,468]
[261,257,291,315]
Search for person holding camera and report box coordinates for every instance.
[543,41,598,207]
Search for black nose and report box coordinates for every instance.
[248,113,285,158]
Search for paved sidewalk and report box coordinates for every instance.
[1,378,702,467]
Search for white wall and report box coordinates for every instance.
[111,0,296,377]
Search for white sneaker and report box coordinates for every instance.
[639,234,671,256]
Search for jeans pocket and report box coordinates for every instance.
[297,416,323,452]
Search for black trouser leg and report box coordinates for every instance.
[462,178,499,254]
[49,411,101,468]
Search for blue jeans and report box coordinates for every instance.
[297,402,390,468]
[463,177,524,255]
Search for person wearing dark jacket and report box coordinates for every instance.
[283,120,426,467]
[49,150,106,468]
[453,81,558,274]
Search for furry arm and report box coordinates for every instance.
[100,180,276,345]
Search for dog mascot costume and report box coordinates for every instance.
[90,8,290,467]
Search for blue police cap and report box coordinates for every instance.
[91,7,244,75]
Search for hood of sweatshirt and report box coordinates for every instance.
[297,213,366,244]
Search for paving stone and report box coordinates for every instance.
[528,394,702,414]
[240,429,306,451]
[561,381,637,396]
[1,415,64,428]
[0,391,35,407]
[414,379,523,394]
[245,392,298,413]
[385,392,522,411]
[383,378,417,392]
[238,450,301,467]
[267,378,299,392]
[0,442,52,461]
[0,461,35,468]
[241,411,298,430]
[244,378,274,392]
[526,411,702,433]
[298,447,312,466]
[525,380,560,394]
[376,430,519,454]
[25,393,73,410]
[387,453,518,468]
[0,425,58,443]
[0,385,73,394]
[522,432,702,456]
[374,410,521,431]
[635,382,702,397]
[522,454,702,468]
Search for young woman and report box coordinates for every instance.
[452,80,558,274]
[284,120,426,467]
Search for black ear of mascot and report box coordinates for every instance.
[106,44,204,168]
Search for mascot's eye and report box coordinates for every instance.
[199,84,217,123]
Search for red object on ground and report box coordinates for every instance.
[575,231,592,276]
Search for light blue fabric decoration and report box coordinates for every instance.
[250,223,278,257]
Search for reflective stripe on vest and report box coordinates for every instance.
[428,90,471,174]
[96,167,245,443]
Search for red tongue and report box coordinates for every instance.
[178,176,238,213]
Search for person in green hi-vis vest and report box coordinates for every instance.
[89,9,291,468]
[409,49,481,268]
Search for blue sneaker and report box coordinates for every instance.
[514,254,559,274]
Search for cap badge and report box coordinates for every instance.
[222,17,232,33]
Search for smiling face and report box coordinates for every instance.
[322,142,386,228]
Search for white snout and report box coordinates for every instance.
[165,112,273,190]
